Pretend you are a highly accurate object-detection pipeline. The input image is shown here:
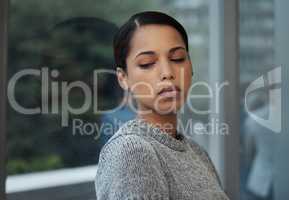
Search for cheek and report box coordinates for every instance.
[176,64,192,90]
[126,63,157,100]
[184,66,192,86]
[129,74,156,97]
[184,73,192,97]
[131,83,154,96]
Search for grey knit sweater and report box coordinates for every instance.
[94,118,230,200]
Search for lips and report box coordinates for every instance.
[158,85,181,98]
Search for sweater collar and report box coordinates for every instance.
[121,118,187,152]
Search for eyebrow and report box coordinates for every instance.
[169,46,186,54]
[134,46,186,59]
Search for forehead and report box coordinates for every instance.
[128,24,185,57]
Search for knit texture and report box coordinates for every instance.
[94,118,230,200]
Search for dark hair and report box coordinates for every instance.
[113,11,189,72]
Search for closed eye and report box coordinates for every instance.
[138,58,185,68]
[138,63,154,68]
[171,58,185,62]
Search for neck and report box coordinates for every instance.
[137,112,178,138]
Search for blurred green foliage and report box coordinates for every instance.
[7,0,165,175]
[7,155,63,175]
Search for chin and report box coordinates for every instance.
[154,102,182,114]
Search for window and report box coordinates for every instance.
[5,0,225,199]
[240,0,289,199]
[6,0,287,199]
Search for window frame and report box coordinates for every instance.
[223,0,240,199]
[208,0,240,199]
[0,0,8,199]
[274,0,289,199]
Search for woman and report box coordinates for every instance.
[95,11,230,200]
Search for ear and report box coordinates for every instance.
[116,67,129,91]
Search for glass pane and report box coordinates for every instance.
[239,0,276,199]
[7,0,209,178]
[7,0,151,175]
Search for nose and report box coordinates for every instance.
[160,60,175,81]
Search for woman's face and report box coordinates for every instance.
[118,24,192,115]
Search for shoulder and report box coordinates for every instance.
[99,118,156,158]
[98,134,159,168]
[95,134,164,187]
[95,134,170,199]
